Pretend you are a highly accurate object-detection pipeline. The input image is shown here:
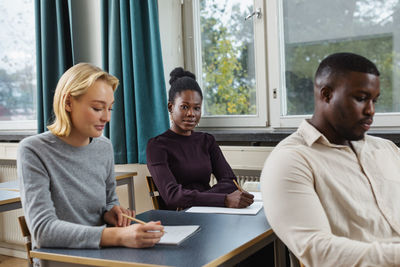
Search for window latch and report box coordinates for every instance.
[245,8,262,20]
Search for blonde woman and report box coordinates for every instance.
[18,63,163,258]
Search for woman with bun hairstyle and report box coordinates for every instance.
[18,63,164,259]
[146,67,254,210]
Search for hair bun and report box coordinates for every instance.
[169,67,196,85]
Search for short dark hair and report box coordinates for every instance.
[315,52,380,81]
[168,67,203,103]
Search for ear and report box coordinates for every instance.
[320,86,333,103]
[168,102,173,113]
[65,94,72,112]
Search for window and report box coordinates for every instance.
[185,0,400,129]
[187,0,267,127]
[274,0,400,128]
[0,0,36,131]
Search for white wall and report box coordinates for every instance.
[69,0,102,67]
[158,0,185,90]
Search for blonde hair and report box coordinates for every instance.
[47,63,119,137]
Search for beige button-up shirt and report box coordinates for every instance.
[261,120,400,267]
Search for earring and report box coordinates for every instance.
[169,114,174,127]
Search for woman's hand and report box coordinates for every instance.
[101,221,164,248]
[103,205,135,227]
[119,221,164,248]
[224,190,254,208]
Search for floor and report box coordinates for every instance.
[0,255,27,267]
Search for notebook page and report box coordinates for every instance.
[158,225,200,245]
[185,201,263,215]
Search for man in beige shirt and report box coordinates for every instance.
[261,52,400,267]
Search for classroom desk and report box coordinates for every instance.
[114,171,137,210]
[31,209,286,267]
[0,172,137,213]
[0,180,21,212]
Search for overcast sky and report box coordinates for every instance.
[0,0,35,72]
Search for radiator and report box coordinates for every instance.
[210,169,261,187]
[0,160,24,247]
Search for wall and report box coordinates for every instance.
[158,0,185,87]
[69,0,102,67]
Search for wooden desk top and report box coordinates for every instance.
[114,171,137,181]
[0,180,20,205]
[31,209,274,267]
[0,189,20,206]
[0,172,137,208]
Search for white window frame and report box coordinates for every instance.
[267,0,400,130]
[185,0,268,128]
[184,0,400,130]
[0,121,36,131]
[0,0,37,133]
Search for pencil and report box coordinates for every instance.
[121,213,147,225]
[121,213,166,233]
[233,179,243,192]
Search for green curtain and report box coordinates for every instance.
[101,0,169,164]
[35,0,74,133]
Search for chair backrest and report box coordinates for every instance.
[18,215,33,265]
[145,176,166,210]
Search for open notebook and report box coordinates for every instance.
[185,201,263,215]
[158,225,200,245]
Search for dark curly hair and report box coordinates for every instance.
[168,67,203,103]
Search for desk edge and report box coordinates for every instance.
[30,250,170,267]
[115,172,138,180]
[202,228,275,267]
[0,196,20,205]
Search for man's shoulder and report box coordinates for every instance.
[265,131,310,165]
[364,134,398,150]
[275,130,308,150]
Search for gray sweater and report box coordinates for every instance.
[17,132,119,249]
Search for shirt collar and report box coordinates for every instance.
[298,119,351,148]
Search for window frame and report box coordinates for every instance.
[184,0,269,128]
[0,121,36,131]
[184,0,400,130]
[268,0,400,129]
[0,0,37,133]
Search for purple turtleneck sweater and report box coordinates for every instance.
[146,129,237,210]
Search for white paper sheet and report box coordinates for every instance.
[250,191,262,202]
[158,225,200,245]
[185,201,263,215]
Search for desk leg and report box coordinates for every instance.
[127,177,135,211]
[274,237,287,267]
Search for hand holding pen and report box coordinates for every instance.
[224,180,254,208]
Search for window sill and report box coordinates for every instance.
[207,129,400,147]
[3,130,400,147]
[0,132,35,142]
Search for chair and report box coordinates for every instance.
[18,216,33,266]
[145,176,166,210]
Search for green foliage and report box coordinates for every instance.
[285,35,395,115]
[200,1,256,115]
